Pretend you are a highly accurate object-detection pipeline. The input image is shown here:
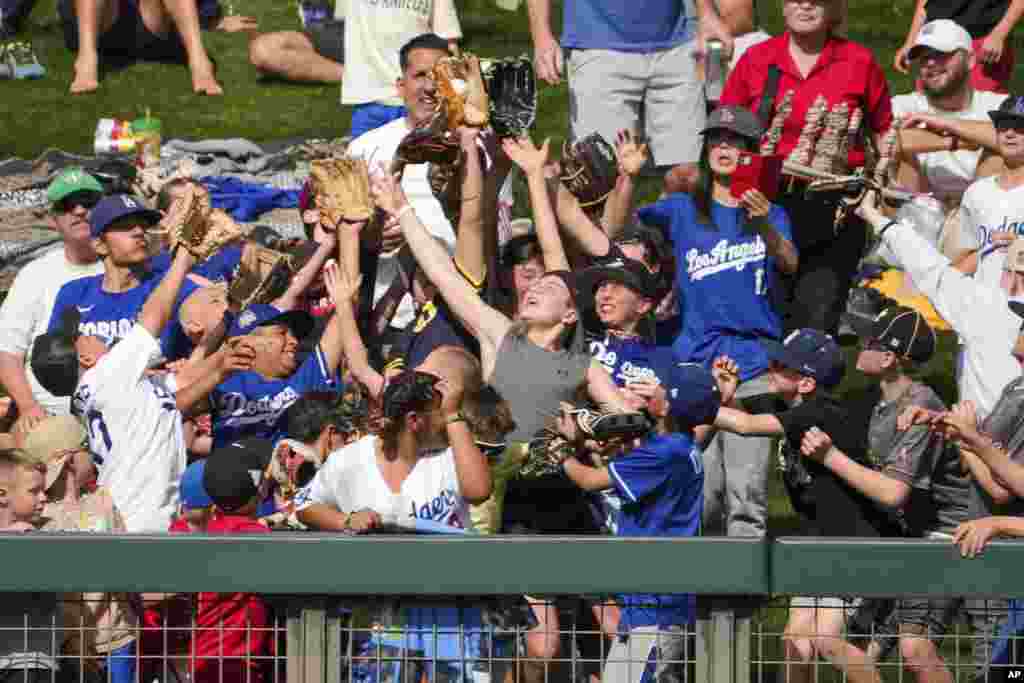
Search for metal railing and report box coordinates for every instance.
[2,534,1023,683]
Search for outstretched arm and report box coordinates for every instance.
[139,248,196,339]
[504,136,571,271]
[329,236,385,399]
[453,127,487,286]
[586,360,633,413]
[273,232,339,312]
[175,340,255,415]
[600,130,648,238]
[371,171,511,367]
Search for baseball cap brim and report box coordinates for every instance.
[264,310,315,340]
[579,264,653,300]
[699,124,760,141]
[990,111,1024,127]
[761,338,806,374]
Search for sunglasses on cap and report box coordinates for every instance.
[860,338,888,352]
[55,192,102,214]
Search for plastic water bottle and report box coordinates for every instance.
[704,39,725,103]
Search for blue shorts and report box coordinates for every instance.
[350,104,407,139]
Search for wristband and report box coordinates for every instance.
[395,204,415,220]
[878,219,899,240]
[446,412,468,426]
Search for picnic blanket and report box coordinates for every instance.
[0,135,355,289]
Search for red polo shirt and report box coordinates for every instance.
[720,33,893,170]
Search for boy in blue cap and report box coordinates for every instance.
[712,328,895,683]
[553,362,727,683]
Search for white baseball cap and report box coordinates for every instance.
[909,19,973,59]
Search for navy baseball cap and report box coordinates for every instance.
[663,362,722,430]
[990,95,1024,128]
[180,460,214,510]
[762,329,846,389]
[228,303,315,339]
[89,194,160,239]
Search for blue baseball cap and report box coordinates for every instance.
[180,460,214,510]
[89,194,160,239]
[762,328,846,389]
[228,303,315,339]
[663,362,722,430]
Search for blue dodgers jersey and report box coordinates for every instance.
[211,344,341,447]
[588,334,677,389]
[48,273,198,360]
[151,245,243,283]
[608,433,704,628]
[638,194,794,382]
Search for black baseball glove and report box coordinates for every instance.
[484,56,537,140]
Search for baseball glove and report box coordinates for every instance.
[391,126,462,176]
[484,56,537,139]
[431,53,490,131]
[308,157,373,226]
[228,240,320,311]
[559,133,620,209]
[520,408,655,478]
[156,184,242,262]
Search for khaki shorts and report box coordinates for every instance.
[567,42,704,167]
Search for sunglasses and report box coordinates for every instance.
[55,192,101,214]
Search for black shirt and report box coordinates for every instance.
[776,393,899,538]
[925,0,1010,37]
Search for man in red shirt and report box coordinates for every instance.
[177,440,274,683]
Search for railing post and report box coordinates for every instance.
[695,597,753,683]
[287,598,330,683]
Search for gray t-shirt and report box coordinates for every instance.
[967,376,1024,519]
[871,381,970,535]
[0,592,59,670]
[490,330,591,443]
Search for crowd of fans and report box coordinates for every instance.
[4,0,1024,682]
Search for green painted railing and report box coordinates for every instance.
[1,534,1020,597]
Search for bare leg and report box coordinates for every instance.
[69,0,118,94]
[249,31,343,83]
[137,0,221,94]
[521,598,560,683]
[810,605,881,683]
[899,631,953,683]
[783,607,817,683]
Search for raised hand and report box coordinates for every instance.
[740,189,771,221]
[370,171,410,217]
[711,355,740,406]
[615,130,648,177]
[502,136,550,177]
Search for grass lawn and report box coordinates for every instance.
[8,0,1019,161]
